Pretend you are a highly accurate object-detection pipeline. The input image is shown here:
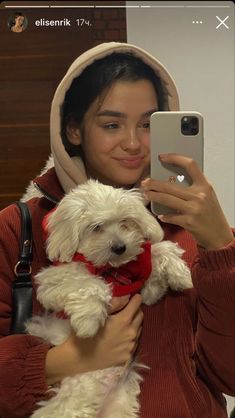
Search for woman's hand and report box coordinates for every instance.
[142,154,234,250]
[45,294,143,385]
[108,295,131,314]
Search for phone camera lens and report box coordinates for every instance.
[181,116,199,136]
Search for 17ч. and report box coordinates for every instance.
[76,19,92,26]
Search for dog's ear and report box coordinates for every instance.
[139,209,164,243]
[46,199,83,262]
[130,196,164,243]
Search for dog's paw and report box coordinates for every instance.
[149,240,193,297]
[141,279,168,305]
[167,263,193,291]
[66,283,112,338]
[70,304,108,338]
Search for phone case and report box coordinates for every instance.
[150,111,204,215]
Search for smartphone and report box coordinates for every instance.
[150,111,204,215]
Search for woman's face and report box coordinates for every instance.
[15,16,24,26]
[70,79,158,187]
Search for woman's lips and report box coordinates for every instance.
[115,157,144,168]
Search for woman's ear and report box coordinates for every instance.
[66,119,82,145]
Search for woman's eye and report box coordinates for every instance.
[103,123,119,130]
[141,121,150,129]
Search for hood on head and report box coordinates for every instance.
[50,42,180,193]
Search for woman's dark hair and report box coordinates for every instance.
[61,52,166,156]
[9,12,23,28]
[14,12,23,19]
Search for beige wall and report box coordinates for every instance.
[127,1,234,413]
[127,0,234,226]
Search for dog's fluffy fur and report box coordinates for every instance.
[27,180,192,418]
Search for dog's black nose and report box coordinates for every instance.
[111,243,126,255]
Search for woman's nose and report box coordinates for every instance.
[121,128,141,150]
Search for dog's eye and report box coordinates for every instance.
[92,224,103,232]
[120,219,137,231]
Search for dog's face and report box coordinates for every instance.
[74,217,146,267]
[46,180,164,265]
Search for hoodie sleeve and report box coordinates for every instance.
[192,233,235,396]
[0,204,51,418]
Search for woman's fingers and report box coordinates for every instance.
[119,293,143,322]
[145,190,189,213]
[142,177,194,200]
[141,154,234,249]
[142,153,207,202]
[141,154,210,217]
[108,295,131,314]
[158,153,206,185]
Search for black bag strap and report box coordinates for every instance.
[10,202,33,334]
[14,201,33,277]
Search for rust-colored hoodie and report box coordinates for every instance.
[0,43,235,418]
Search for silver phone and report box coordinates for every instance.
[150,111,204,215]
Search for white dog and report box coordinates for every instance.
[27,180,192,418]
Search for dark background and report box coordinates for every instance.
[0,2,127,209]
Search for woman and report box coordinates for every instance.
[10,13,26,33]
[0,42,234,418]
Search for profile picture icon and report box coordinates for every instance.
[8,12,28,33]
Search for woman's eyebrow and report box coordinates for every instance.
[142,108,158,118]
[96,110,126,118]
[96,108,158,118]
